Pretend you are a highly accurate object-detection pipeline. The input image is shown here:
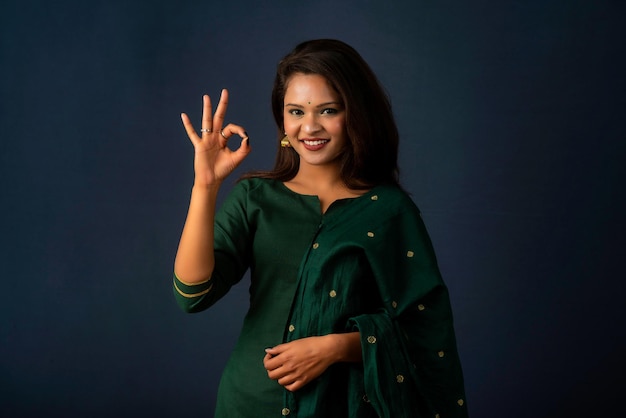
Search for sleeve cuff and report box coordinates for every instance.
[173,273,213,298]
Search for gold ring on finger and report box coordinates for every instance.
[200,128,212,133]
[220,130,228,139]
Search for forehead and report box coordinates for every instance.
[284,73,339,101]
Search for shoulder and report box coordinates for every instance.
[220,178,295,213]
[216,178,283,226]
[225,177,283,198]
[368,184,420,218]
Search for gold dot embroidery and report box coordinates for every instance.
[418,304,425,311]
[367,232,374,238]
[457,399,464,406]
[396,374,405,383]
[367,335,377,344]
[312,242,319,249]
[391,301,398,308]
[438,351,445,358]
[371,195,378,201]
[407,250,414,258]
[288,325,295,332]
[329,290,337,298]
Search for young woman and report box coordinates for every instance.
[173,39,467,418]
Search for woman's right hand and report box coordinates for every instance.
[181,89,251,187]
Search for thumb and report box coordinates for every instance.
[230,136,251,166]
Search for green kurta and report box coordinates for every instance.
[174,178,467,418]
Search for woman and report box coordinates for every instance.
[173,39,467,417]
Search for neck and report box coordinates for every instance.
[285,161,369,213]
[291,162,345,193]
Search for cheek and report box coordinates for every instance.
[283,116,296,134]
[329,118,346,135]
[284,123,297,136]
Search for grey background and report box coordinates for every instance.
[1,0,624,416]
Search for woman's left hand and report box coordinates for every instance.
[263,332,362,392]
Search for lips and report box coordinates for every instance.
[300,138,330,151]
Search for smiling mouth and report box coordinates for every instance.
[302,139,330,146]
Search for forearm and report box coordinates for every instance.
[174,183,220,283]
[263,332,363,392]
[328,331,362,363]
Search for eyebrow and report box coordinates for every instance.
[284,101,343,108]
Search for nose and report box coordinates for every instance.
[301,113,322,134]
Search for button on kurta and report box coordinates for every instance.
[288,324,295,332]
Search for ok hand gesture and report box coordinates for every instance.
[181,89,251,187]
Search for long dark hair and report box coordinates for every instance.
[243,39,400,189]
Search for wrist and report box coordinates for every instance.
[191,181,221,194]
[326,332,362,364]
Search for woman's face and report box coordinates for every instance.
[283,73,347,169]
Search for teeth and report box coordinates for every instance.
[303,140,329,146]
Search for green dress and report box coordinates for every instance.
[174,178,467,418]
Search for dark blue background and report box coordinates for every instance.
[1,1,624,416]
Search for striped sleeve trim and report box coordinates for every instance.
[173,273,213,298]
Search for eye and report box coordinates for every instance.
[321,108,339,115]
[287,109,304,116]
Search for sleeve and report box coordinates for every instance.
[173,180,254,313]
[348,198,468,418]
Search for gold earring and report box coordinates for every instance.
[280,135,291,148]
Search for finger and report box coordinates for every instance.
[263,354,282,372]
[264,344,284,358]
[266,367,286,380]
[283,381,302,392]
[220,124,252,160]
[212,89,229,132]
[268,364,292,380]
[263,352,275,369]
[201,94,213,136]
[278,375,298,387]
[266,362,291,380]
[181,113,200,145]
[220,124,248,141]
